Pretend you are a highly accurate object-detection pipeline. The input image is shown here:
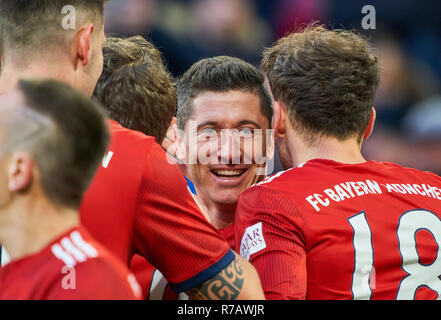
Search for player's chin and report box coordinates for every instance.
[209,189,241,206]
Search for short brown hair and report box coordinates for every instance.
[13,79,109,209]
[262,25,380,144]
[93,36,176,143]
[177,56,273,130]
[0,0,105,53]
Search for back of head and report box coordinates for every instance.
[0,0,105,61]
[176,55,273,130]
[262,24,380,144]
[4,79,109,209]
[93,36,176,143]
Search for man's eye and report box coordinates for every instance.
[201,128,217,135]
[238,128,253,137]
[198,128,218,140]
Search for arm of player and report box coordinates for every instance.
[133,142,263,300]
[235,186,308,300]
[185,252,265,300]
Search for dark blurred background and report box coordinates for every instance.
[104,0,441,175]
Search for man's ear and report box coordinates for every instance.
[161,117,186,164]
[166,117,178,143]
[363,107,376,141]
[73,23,95,69]
[173,123,187,164]
[7,152,34,193]
[272,101,287,139]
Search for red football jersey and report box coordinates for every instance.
[235,159,441,300]
[132,223,236,300]
[219,224,235,249]
[80,121,233,292]
[0,227,141,300]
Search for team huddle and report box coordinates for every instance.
[0,0,440,300]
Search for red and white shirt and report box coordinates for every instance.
[0,226,141,300]
[235,159,441,300]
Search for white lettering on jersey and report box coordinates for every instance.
[102,151,114,168]
[305,181,441,212]
[240,222,266,261]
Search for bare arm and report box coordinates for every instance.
[186,252,265,300]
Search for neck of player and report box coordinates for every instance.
[0,196,79,262]
[286,129,367,168]
[201,196,236,230]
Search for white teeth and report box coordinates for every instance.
[212,169,244,177]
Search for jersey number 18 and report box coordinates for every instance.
[348,209,441,300]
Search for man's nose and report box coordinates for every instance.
[218,130,241,165]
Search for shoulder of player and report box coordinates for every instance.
[109,123,166,174]
[238,167,307,217]
[245,163,313,194]
[110,121,156,149]
[46,260,140,300]
[139,142,185,183]
[49,228,139,284]
[49,228,110,269]
[380,160,441,185]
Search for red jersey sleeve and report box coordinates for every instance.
[132,142,234,292]
[218,224,235,249]
[235,185,308,300]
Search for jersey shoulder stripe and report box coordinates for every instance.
[253,165,303,188]
[50,230,99,267]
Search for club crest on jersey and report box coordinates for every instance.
[240,222,266,261]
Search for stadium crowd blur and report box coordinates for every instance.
[104,0,441,175]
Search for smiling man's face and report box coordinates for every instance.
[184,90,270,209]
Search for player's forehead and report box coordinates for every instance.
[189,90,267,128]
